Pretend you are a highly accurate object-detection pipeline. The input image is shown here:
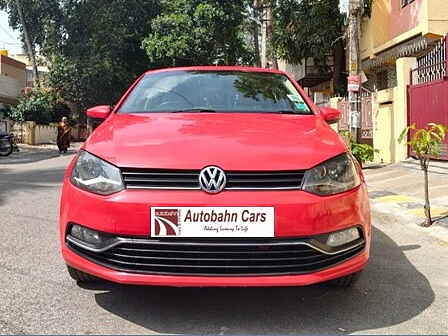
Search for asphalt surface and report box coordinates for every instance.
[0,148,447,335]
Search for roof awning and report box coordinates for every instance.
[362,35,440,71]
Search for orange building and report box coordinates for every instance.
[0,52,26,105]
[361,0,448,90]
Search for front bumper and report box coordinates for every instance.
[60,177,371,286]
[63,245,369,287]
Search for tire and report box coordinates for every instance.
[327,271,362,288]
[67,265,99,283]
[0,139,13,156]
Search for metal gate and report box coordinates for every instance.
[337,88,373,144]
[408,35,448,160]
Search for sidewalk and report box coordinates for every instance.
[0,142,82,165]
[19,142,83,152]
[364,158,448,242]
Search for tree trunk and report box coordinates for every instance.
[422,159,432,227]
[252,1,261,67]
[266,2,278,69]
[15,0,39,86]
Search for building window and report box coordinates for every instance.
[373,66,397,91]
[401,0,415,8]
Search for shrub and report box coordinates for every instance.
[339,130,378,166]
[11,88,70,124]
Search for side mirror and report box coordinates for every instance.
[86,105,111,120]
[320,107,341,125]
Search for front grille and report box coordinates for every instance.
[121,168,305,190]
[67,238,365,276]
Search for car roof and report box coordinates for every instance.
[144,65,287,75]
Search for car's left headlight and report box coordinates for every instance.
[302,153,361,196]
[71,150,124,195]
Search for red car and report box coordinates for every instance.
[60,66,371,287]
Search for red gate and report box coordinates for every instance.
[408,35,448,160]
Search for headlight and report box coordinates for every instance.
[71,150,124,195]
[302,154,360,195]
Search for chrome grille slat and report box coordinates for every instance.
[124,178,198,183]
[228,178,300,183]
[114,247,316,255]
[121,168,306,190]
[67,237,365,276]
[105,252,324,262]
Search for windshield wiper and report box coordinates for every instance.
[272,110,310,115]
[170,108,216,113]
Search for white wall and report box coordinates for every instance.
[34,124,57,144]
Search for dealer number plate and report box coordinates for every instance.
[150,207,274,238]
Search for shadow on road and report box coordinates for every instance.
[0,149,76,165]
[87,226,434,334]
[402,159,448,175]
[0,166,66,206]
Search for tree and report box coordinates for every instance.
[11,87,69,124]
[13,0,39,84]
[399,123,448,227]
[248,0,262,67]
[143,0,254,67]
[272,0,346,94]
[1,0,162,114]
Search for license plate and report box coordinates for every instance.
[150,207,274,238]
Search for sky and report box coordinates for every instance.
[0,10,23,55]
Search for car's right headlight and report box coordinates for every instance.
[71,150,124,195]
[302,153,361,196]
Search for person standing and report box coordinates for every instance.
[57,117,72,154]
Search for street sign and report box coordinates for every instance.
[348,75,360,92]
[350,111,361,128]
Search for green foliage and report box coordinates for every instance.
[340,130,378,165]
[0,0,62,53]
[143,0,253,67]
[399,123,448,160]
[272,0,346,94]
[398,123,448,227]
[351,142,378,164]
[0,104,12,120]
[272,0,343,70]
[1,0,162,112]
[11,88,69,124]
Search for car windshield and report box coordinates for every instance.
[118,70,312,114]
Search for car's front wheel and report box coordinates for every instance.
[327,271,362,288]
[67,265,99,283]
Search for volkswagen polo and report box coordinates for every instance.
[60,66,371,287]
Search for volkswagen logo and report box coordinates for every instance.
[199,166,227,194]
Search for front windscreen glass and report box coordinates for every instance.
[118,71,312,114]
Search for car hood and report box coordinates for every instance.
[84,113,347,170]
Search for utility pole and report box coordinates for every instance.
[14,0,40,86]
[347,0,361,141]
[265,2,278,69]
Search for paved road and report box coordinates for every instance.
[364,159,448,213]
[1,149,447,334]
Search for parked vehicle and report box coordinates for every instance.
[60,66,371,288]
[0,131,16,156]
